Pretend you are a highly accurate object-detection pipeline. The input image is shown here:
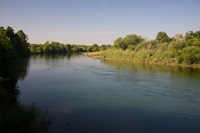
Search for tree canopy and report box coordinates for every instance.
[3,26,30,57]
[114,34,144,50]
[156,31,170,43]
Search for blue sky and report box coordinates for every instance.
[0,0,200,45]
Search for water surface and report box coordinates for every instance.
[18,54,200,133]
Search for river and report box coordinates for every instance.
[18,54,200,133]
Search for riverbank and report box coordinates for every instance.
[85,50,200,68]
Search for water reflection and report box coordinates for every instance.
[0,57,51,133]
[31,53,77,60]
[101,59,200,79]
[0,57,30,105]
[30,53,81,67]
[102,59,200,106]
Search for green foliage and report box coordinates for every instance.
[124,34,144,46]
[114,37,125,50]
[99,44,111,51]
[0,26,18,79]
[156,31,170,43]
[135,41,155,51]
[90,44,99,52]
[5,26,15,44]
[100,30,200,67]
[29,42,109,54]
[185,31,200,46]
[169,40,186,50]
[114,34,144,50]
[1,25,31,79]
[179,46,200,64]
[5,27,30,56]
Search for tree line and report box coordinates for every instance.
[100,30,200,66]
[29,42,111,54]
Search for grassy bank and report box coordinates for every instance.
[84,51,101,58]
[86,30,200,68]
[86,48,200,68]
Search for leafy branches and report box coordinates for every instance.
[101,30,200,67]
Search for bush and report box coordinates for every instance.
[180,46,200,64]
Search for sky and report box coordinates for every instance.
[0,0,200,45]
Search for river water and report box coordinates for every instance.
[18,54,200,133]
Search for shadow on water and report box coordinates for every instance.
[101,59,200,79]
[31,53,81,65]
[31,53,79,60]
[0,57,51,133]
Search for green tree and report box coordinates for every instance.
[5,26,15,44]
[42,41,50,53]
[114,37,126,50]
[185,30,200,46]
[29,44,43,54]
[5,26,23,56]
[0,26,18,79]
[185,31,195,40]
[65,44,71,53]
[114,34,144,50]
[124,34,144,46]
[179,46,200,64]
[16,30,30,56]
[156,31,170,43]
[91,44,99,52]
[5,27,30,56]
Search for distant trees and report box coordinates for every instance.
[1,26,110,55]
[29,42,110,54]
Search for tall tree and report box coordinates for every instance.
[5,26,15,44]
[114,34,144,50]
[91,44,99,52]
[156,31,170,43]
[124,34,144,46]
[114,37,126,50]
[16,30,30,56]
[0,26,18,78]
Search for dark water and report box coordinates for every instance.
[18,54,200,133]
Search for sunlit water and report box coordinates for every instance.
[18,54,200,133]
